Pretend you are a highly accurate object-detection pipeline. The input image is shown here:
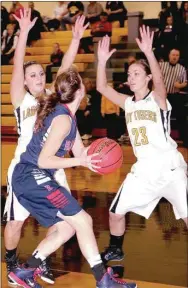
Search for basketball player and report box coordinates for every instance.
[3,8,89,285]
[8,68,137,288]
[97,26,188,264]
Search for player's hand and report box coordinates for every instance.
[136,25,154,55]
[72,15,89,40]
[13,8,38,33]
[80,147,101,172]
[98,35,116,65]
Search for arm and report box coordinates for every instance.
[136,25,167,110]
[71,130,85,157]
[49,15,89,91]
[110,8,123,14]
[97,36,128,109]
[38,115,99,170]
[174,68,187,89]
[10,8,37,108]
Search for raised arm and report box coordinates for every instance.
[10,8,37,108]
[50,15,89,91]
[97,35,128,109]
[136,25,167,110]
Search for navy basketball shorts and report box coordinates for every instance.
[12,163,82,227]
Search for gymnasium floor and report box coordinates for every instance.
[1,141,188,288]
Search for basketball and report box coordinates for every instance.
[87,138,123,175]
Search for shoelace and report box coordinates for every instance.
[111,275,127,285]
[6,256,19,273]
[40,259,53,276]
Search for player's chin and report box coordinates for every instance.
[130,86,137,92]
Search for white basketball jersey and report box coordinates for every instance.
[13,90,51,161]
[124,91,177,160]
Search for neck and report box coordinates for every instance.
[134,87,150,101]
[65,100,80,116]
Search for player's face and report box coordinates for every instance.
[127,64,151,92]
[24,64,46,95]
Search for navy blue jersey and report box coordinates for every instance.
[20,104,77,172]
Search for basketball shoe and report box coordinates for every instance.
[8,266,42,288]
[5,254,19,285]
[38,258,55,284]
[96,267,137,288]
[101,246,124,263]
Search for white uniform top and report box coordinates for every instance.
[13,91,39,161]
[124,91,178,160]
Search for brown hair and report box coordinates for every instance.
[35,67,81,131]
[23,61,45,93]
[129,59,153,90]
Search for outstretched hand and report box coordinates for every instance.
[97,35,116,64]
[13,8,38,33]
[72,15,89,40]
[136,25,154,55]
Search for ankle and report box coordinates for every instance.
[92,263,106,282]
[5,248,17,260]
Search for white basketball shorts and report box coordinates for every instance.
[110,150,188,219]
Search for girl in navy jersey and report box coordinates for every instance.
[9,68,137,288]
[97,26,187,264]
[4,8,90,285]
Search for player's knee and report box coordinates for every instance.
[109,211,124,222]
[6,220,24,232]
[77,212,93,228]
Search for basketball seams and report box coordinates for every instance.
[88,138,106,155]
[88,138,123,174]
[101,154,123,169]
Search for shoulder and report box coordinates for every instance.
[51,114,71,134]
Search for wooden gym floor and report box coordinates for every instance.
[1,141,188,288]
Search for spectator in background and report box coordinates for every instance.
[8,12,19,35]
[61,1,84,29]
[46,43,64,83]
[1,6,9,37]
[178,2,188,67]
[47,1,69,31]
[27,2,45,46]
[160,48,187,146]
[86,2,103,24]
[79,12,112,54]
[101,83,120,140]
[10,1,24,17]
[1,23,18,65]
[76,78,93,140]
[91,12,112,37]
[154,15,177,60]
[105,1,127,27]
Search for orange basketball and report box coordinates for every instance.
[87,138,123,175]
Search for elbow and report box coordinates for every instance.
[96,83,106,94]
[38,156,48,169]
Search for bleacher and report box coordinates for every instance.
[1,27,130,138]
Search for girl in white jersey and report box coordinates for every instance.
[3,8,90,285]
[97,26,188,264]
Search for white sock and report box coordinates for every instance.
[32,250,46,262]
[87,254,102,268]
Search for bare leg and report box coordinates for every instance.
[35,221,75,256]
[4,221,24,250]
[109,212,125,236]
[57,210,100,260]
